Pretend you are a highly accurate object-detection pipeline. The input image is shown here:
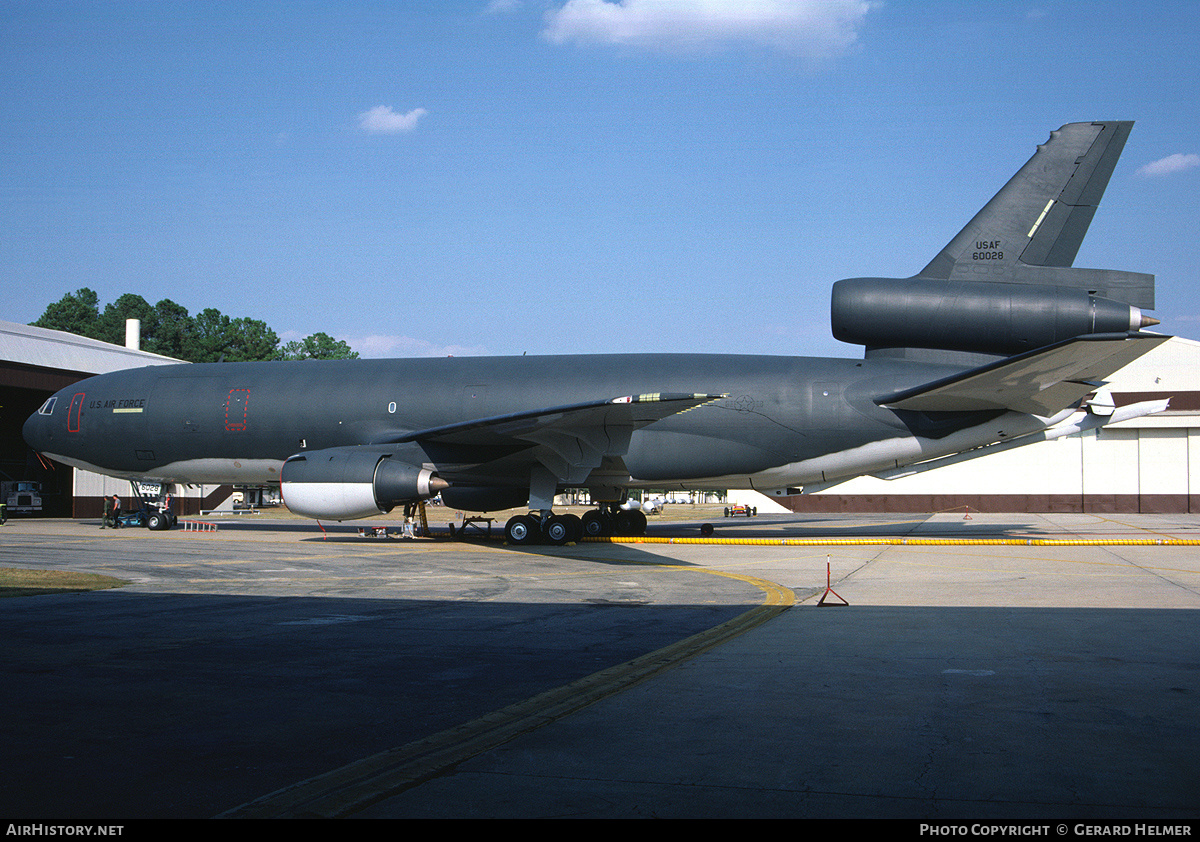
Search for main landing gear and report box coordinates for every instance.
[504,512,581,546]
[504,504,647,546]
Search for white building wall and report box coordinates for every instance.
[1082,428,1139,498]
[71,470,231,516]
[1191,429,1200,494]
[1138,428,1189,496]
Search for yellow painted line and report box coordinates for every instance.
[586,536,1200,547]
[1083,515,1185,543]
[217,567,794,819]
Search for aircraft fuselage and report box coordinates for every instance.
[24,352,1006,493]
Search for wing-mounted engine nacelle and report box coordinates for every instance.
[280,447,448,521]
[831,277,1155,357]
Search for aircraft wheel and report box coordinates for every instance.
[505,514,538,545]
[613,509,646,536]
[613,510,632,535]
[629,509,647,536]
[581,510,611,538]
[544,515,572,546]
[147,512,166,531]
[561,513,582,543]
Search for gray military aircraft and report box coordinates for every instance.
[23,121,1169,544]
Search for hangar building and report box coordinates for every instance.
[0,319,232,517]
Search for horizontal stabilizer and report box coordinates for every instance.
[876,333,1169,416]
[868,398,1170,482]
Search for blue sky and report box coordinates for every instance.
[3,1,1198,359]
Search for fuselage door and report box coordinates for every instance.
[67,392,85,433]
[225,389,250,432]
[811,382,844,428]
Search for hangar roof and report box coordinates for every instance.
[0,319,182,376]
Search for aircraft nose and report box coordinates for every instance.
[23,398,55,453]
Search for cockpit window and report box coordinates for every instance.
[38,397,57,415]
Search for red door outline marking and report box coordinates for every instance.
[225,389,249,432]
[68,392,85,433]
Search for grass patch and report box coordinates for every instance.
[0,568,127,598]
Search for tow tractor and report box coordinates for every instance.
[113,482,178,530]
[723,503,757,517]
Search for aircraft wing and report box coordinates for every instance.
[384,392,725,483]
[876,333,1169,416]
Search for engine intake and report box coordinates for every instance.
[280,447,447,521]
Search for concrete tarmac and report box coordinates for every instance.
[1,510,1198,820]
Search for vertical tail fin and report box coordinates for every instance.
[832,121,1159,361]
[918,121,1152,308]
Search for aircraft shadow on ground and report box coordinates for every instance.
[0,588,754,819]
[2,590,1196,820]
[193,511,1150,548]
[260,520,1093,551]
[95,514,1093,542]
[653,515,1088,540]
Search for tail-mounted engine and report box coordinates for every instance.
[280,446,448,521]
[831,277,1156,357]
